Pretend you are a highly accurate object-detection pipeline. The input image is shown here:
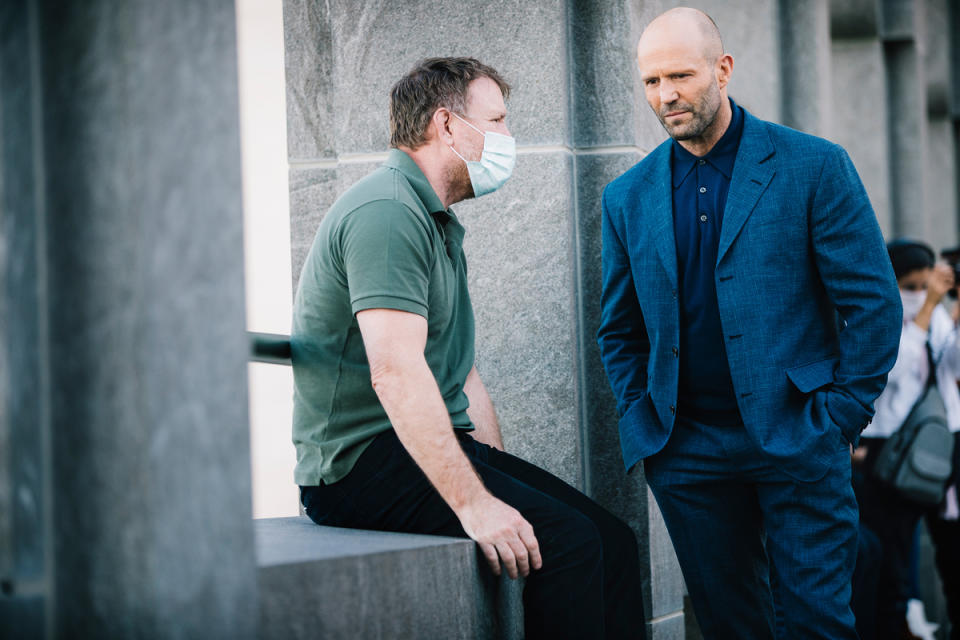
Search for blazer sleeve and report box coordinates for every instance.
[596,186,651,417]
[810,144,902,437]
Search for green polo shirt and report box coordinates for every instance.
[291,149,476,485]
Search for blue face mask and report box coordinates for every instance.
[448,112,516,197]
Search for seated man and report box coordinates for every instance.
[291,57,644,640]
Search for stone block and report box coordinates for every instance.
[284,0,570,159]
[885,41,928,237]
[256,517,523,640]
[830,0,880,38]
[924,0,951,117]
[879,0,916,40]
[925,117,958,248]
[779,0,833,137]
[569,0,640,147]
[830,39,892,234]
[575,151,646,516]
[33,1,257,635]
[282,0,335,160]
[692,0,782,123]
[457,150,583,487]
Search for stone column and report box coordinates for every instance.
[779,0,833,137]
[0,1,257,636]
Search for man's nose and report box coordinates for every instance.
[659,80,678,104]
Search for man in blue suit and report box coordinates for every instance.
[597,8,902,638]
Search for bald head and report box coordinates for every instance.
[638,7,724,66]
[635,7,734,155]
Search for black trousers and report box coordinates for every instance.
[300,429,646,640]
[855,437,929,639]
[926,513,959,639]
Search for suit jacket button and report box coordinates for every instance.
[672,346,679,357]
[669,405,676,414]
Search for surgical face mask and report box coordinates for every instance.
[900,289,926,321]
[448,112,516,197]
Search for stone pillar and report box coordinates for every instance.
[0,1,257,636]
[779,0,833,137]
[830,1,894,234]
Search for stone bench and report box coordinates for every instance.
[255,517,524,639]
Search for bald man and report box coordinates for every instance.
[597,8,901,639]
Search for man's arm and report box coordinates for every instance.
[463,366,504,451]
[809,144,902,438]
[356,308,540,578]
[596,187,651,416]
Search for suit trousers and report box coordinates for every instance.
[644,415,859,639]
[300,429,646,640]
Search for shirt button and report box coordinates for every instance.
[698,159,706,165]
[700,214,708,222]
[699,186,707,193]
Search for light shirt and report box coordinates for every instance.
[865,303,960,438]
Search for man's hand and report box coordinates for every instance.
[456,492,542,579]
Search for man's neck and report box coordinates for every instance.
[398,144,460,210]
[676,99,733,158]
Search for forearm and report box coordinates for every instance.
[371,356,489,511]
[464,366,504,450]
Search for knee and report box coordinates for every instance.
[545,509,603,568]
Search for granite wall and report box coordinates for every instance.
[281,1,958,638]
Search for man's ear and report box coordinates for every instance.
[716,53,734,90]
[431,108,455,145]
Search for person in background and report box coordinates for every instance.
[854,239,960,640]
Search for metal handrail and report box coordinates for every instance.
[249,332,292,365]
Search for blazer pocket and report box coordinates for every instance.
[784,357,839,393]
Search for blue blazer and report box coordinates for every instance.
[597,110,902,481]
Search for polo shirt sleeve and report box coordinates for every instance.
[337,200,433,318]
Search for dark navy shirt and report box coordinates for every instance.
[671,99,744,425]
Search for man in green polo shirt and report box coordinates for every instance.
[292,57,644,640]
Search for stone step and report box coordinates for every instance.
[255,517,523,639]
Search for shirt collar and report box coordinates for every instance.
[383,148,446,215]
[671,98,745,187]
[383,149,465,257]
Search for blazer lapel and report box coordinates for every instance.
[717,113,776,265]
[641,143,678,289]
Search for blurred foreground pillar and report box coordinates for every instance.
[0,1,257,637]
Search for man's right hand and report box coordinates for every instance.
[456,492,542,579]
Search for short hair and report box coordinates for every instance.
[389,57,510,150]
[887,238,935,279]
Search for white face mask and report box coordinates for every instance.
[448,112,516,197]
[900,289,926,321]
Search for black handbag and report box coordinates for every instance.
[873,342,956,506]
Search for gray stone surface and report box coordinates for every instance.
[569,0,639,147]
[256,517,523,640]
[830,39,892,234]
[457,151,584,487]
[282,0,335,160]
[29,1,257,636]
[925,117,958,249]
[283,0,570,159]
[693,0,782,123]
[779,0,833,137]
[924,0,951,117]
[879,0,917,40]
[885,41,928,238]
[647,487,684,619]
[830,0,880,37]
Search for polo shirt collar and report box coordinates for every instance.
[671,98,744,187]
[384,149,465,258]
[384,149,446,215]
